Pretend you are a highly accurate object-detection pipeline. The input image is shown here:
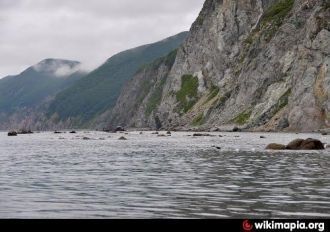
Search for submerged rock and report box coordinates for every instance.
[232,127,242,132]
[115,126,125,132]
[18,130,33,134]
[118,136,128,140]
[70,131,77,134]
[193,133,214,137]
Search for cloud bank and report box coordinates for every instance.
[0,0,205,77]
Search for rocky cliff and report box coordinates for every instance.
[109,0,330,132]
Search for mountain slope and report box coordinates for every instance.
[0,59,85,130]
[110,0,330,132]
[47,32,189,127]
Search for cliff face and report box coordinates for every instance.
[110,0,330,132]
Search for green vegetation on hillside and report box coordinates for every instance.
[48,32,188,126]
[233,109,252,125]
[260,0,295,41]
[144,49,179,116]
[274,88,291,114]
[0,60,84,114]
[145,78,167,116]
[205,85,220,103]
[244,0,294,45]
[262,0,295,24]
[176,75,199,113]
[192,113,205,126]
[238,0,295,72]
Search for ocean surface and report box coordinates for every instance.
[0,131,329,218]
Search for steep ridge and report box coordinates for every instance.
[110,0,330,132]
[0,59,85,130]
[47,32,188,128]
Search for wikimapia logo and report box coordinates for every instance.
[242,220,326,232]
[243,220,254,231]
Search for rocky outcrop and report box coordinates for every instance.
[109,0,330,132]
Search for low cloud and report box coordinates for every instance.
[32,59,82,77]
[0,0,205,77]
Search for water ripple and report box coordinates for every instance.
[0,131,329,218]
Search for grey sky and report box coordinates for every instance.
[0,0,205,77]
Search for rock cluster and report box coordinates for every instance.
[266,138,325,150]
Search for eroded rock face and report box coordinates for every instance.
[109,0,330,132]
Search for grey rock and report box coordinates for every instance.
[106,0,330,133]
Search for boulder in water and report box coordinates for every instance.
[266,143,286,150]
[267,138,325,150]
[115,126,125,132]
[299,138,325,150]
[118,136,128,140]
[232,127,242,132]
[8,131,18,136]
[212,146,221,150]
[286,139,305,150]
[193,133,213,137]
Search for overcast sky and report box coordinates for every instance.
[0,0,205,77]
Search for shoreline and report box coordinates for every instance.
[1,128,329,134]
